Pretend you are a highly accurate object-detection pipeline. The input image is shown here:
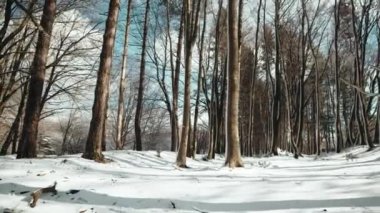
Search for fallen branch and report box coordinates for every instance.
[170,201,176,209]
[30,181,57,207]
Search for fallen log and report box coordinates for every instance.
[30,181,57,207]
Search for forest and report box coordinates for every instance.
[1,0,379,164]
[0,0,380,212]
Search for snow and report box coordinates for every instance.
[0,147,379,213]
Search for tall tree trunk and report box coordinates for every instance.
[192,0,208,159]
[115,0,133,150]
[271,0,281,156]
[349,0,374,150]
[334,0,342,153]
[176,0,201,167]
[314,54,321,155]
[207,0,223,160]
[17,0,56,159]
[248,0,262,157]
[169,5,184,152]
[135,0,150,152]
[374,14,380,145]
[82,0,119,161]
[225,0,243,168]
[295,0,307,154]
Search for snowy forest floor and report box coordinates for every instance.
[0,146,379,213]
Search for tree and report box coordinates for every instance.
[225,0,243,168]
[1,82,28,155]
[247,0,262,156]
[192,0,208,158]
[82,0,120,162]
[17,0,57,158]
[271,0,282,156]
[167,0,184,152]
[135,0,151,151]
[207,0,225,160]
[115,0,133,150]
[334,0,343,153]
[176,0,201,168]
[349,0,374,150]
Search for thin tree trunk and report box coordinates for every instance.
[17,0,56,159]
[248,0,262,157]
[176,0,201,167]
[115,0,133,150]
[349,0,374,150]
[374,14,380,145]
[83,0,119,161]
[0,0,14,43]
[295,0,307,154]
[1,82,27,155]
[271,0,281,156]
[135,0,151,152]
[192,0,208,159]
[169,7,184,152]
[334,0,342,153]
[207,0,223,160]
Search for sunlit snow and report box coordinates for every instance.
[0,146,379,212]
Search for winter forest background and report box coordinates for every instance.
[0,0,380,162]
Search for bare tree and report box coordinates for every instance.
[0,82,28,155]
[172,8,184,153]
[192,0,208,158]
[166,1,184,152]
[17,0,57,158]
[225,0,243,167]
[334,0,343,153]
[115,0,133,150]
[176,0,201,168]
[271,0,282,156]
[135,0,151,151]
[248,0,262,156]
[82,0,119,162]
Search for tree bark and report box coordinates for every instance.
[176,0,201,167]
[225,0,243,168]
[135,0,151,152]
[271,0,281,156]
[248,0,262,156]
[334,0,343,153]
[192,0,208,159]
[166,1,184,153]
[83,0,119,161]
[207,0,223,160]
[375,14,380,145]
[115,0,133,150]
[17,0,56,159]
[295,0,307,154]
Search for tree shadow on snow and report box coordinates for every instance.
[0,183,379,212]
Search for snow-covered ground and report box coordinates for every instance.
[0,147,379,213]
